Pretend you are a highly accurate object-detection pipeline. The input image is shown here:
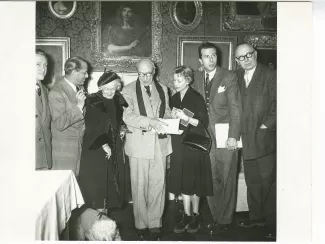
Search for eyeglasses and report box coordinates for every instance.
[138,72,153,78]
[236,51,256,61]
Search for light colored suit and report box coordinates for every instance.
[35,82,52,170]
[48,78,85,177]
[122,80,172,229]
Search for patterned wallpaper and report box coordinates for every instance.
[36,1,272,90]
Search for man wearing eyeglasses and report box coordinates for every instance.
[235,43,276,238]
[192,42,242,233]
[122,59,172,240]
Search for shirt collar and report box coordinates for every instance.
[64,77,77,92]
[245,65,257,75]
[205,68,217,81]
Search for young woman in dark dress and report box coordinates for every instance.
[169,66,213,233]
[78,71,129,212]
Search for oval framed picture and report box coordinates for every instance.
[170,1,203,32]
[48,1,77,19]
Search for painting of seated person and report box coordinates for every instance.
[101,2,152,57]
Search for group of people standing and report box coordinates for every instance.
[35,41,276,240]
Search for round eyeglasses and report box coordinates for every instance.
[236,50,256,61]
[138,72,153,78]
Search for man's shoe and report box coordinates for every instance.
[187,213,201,233]
[238,219,266,228]
[136,228,147,240]
[147,228,162,241]
[174,213,192,233]
[207,223,230,234]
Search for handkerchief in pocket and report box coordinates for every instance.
[218,86,226,93]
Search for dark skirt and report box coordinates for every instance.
[168,133,213,197]
[78,137,129,209]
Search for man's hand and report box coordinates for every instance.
[149,118,168,135]
[260,124,267,129]
[226,137,237,151]
[76,90,86,110]
[102,144,111,159]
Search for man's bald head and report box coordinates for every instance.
[137,59,156,86]
[235,43,257,71]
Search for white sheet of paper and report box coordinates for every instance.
[151,119,181,134]
[215,123,243,148]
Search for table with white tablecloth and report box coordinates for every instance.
[34,170,84,240]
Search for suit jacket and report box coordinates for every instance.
[236,63,276,160]
[48,77,85,170]
[122,80,172,160]
[193,67,242,141]
[35,82,52,169]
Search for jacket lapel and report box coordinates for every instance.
[62,79,78,105]
[209,67,223,101]
[142,85,155,117]
[40,83,48,125]
[243,64,263,119]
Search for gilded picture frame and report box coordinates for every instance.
[222,2,277,32]
[177,36,238,71]
[170,1,203,32]
[244,34,277,69]
[90,1,162,70]
[36,37,70,87]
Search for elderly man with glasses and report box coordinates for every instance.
[235,43,276,238]
[122,59,172,240]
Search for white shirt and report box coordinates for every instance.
[64,77,77,92]
[205,68,217,82]
[244,66,257,87]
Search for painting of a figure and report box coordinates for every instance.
[236,2,277,17]
[101,2,152,57]
[176,1,196,25]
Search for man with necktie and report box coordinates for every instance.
[48,56,88,177]
[192,42,242,233]
[35,49,52,170]
[235,43,276,238]
[122,59,172,240]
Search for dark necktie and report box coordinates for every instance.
[205,73,209,87]
[145,85,151,97]
[36,82,41,96]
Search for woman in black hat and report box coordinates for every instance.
[78,70,129,212]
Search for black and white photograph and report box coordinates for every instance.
[0,0,317,243]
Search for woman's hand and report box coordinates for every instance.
[102,144,111,159]
[175,110,189,122]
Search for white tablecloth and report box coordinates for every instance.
[34,170,84,240]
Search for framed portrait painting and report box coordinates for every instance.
[170,1,203,32]
[36,37,70,87]
[222,2,277,32]
[91,1,162,69]
[48,1,77,19]
[177,36,238,71]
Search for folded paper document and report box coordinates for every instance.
[215,123,242,148]
[152,119,183,134]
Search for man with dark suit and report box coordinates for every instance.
[235,43,276,237]
[192,42,242,232]
[48,57,88,177]
[122,59,172,240]
[35,49,52,170]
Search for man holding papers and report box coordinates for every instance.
[235,43,276,237]
[122,59,172,240]
[193,42,242,232]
